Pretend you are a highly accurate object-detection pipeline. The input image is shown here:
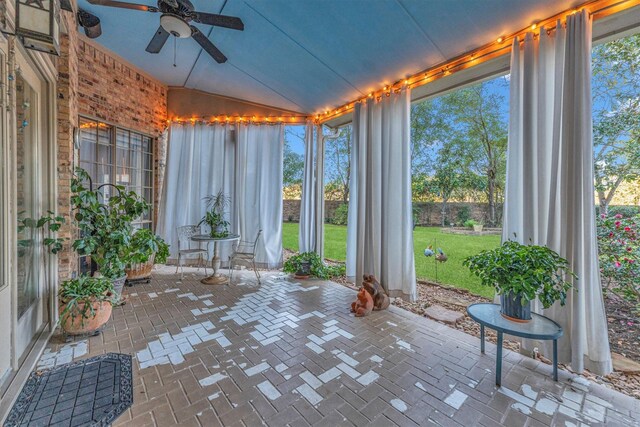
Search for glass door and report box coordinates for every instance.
[14,52,46,361]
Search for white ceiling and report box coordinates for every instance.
[77,0,583,114]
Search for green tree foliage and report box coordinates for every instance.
[410,80,508,226]
[325,126,352,203]
[283,128,305,188]
[592,34,640,214]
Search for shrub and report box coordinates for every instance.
[463,219,477,228]
[283,252,345,279]
[607,205,640,218]
[332,203,349,226]
[457,206,472,224]
[597,213,640,307]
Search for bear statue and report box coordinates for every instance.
[351,287,374,317]
[362,275,390,311]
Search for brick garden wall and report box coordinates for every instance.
[283,200,500,226]
[56,26,168,280]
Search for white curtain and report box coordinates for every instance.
[346,88,417,301]
[299,121,316,253]
[235,124,284,268]
[503,10,612,374]
[157,123,284,269]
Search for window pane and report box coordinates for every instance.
[97,142,112,165]
[144,170,153,187]
[142,136,152,153]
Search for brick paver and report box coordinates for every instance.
[38,266,640,426]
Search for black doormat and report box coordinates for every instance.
[5,353,133,427]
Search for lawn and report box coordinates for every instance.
[282,222,500,298]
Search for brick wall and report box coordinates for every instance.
[56,12,80,280]
[76,39,167,137]
[282,199,502,226]
[56,25,168,280]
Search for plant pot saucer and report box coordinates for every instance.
[500,312,531,323]
[293,274,310,279]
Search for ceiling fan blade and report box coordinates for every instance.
[191,12,244,31]
[146,26,170,53]
[190,26,227,63]
[87,0,158,12]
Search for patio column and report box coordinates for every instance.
[503,10,612,374]
[346,87,416,301]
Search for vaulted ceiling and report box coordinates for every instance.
[78,0,582,114]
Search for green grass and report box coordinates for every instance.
[282,222,500,298]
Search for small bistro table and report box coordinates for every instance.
[466,303,563,386]
[191,233,240,285]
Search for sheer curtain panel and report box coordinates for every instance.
[503,10,611,374]
[158,123,284,269]
[346,88,416,301]
[299,121,316,253]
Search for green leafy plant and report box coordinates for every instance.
[127,228,170,265]
[283,252,345,279]
[200,190,231,238]
[71,168,149,279]
[463,240,576,308]
[332,203,349,226]
[597,213,639,307]
[457,206,472,225]
[463,219,477,228]
[18,210,66,254]
[58,275,114,324]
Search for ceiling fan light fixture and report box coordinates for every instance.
[160,14,191,38]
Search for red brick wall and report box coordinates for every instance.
[56,27,168,280]
[76,39,167,137]
[56,13,80,280]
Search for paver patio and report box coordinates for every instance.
[37,267,640,426]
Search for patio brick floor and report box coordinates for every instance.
[36,266,640,426]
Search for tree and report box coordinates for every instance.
[592,34,640,215]
[437,81,508,226]
[283,128,304,189]
[410,100,446,175]
[324,125,351,203]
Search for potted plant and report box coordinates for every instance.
[59,275,114,335]
[71,168,149,300]
[200,190,231,238]
[125,229,170,282]
[464,219,477,229]
[463,240,576,322]
[283,252,345,279]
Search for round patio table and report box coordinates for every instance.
[467,303,563,387]
[191,233,240,285]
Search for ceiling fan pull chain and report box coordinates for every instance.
[173,36,177,67]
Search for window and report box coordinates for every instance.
[78,118,154,228]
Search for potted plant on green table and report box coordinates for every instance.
[125,228,170,282]
[463,240,576,322]
[200,190,231,238]
[71,168,149,300]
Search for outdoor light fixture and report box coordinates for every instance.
[16,0,61,55]
[78,8,102,39]
[160,14,191,38]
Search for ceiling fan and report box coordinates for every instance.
[86,0,244,63]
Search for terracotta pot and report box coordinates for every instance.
[59,295,113,335]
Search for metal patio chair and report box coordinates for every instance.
[229,229,262,283]
[176,225,208,279]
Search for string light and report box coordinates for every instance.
[166,114,308,126]
[316,0,637,123]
